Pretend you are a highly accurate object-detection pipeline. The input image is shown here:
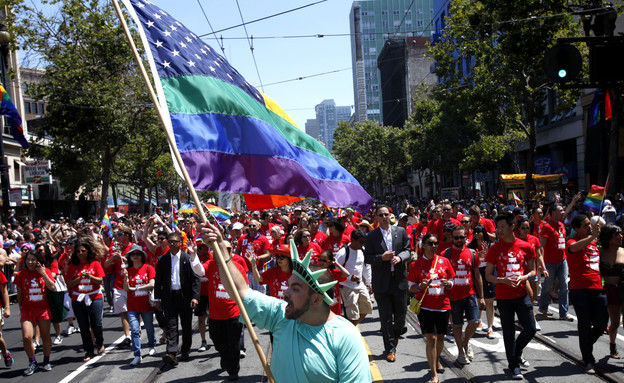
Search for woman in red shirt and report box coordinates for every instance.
[294,229,322,265]
[317,250,350,316]
[250,248,292,300]
[407,233,455,383]
[65,237,105,362]
[122,247,156,366]
[14,249,56,375]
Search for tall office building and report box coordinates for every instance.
[315,99,352,150]
[350,0,434,123]
[305,118,319,141]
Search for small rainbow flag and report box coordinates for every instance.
[170,205,178,229]
[583,184,605,214]
[203,203,232,222]
[0,84,28,149]
[101,212,113,238]
[513,192,523,206]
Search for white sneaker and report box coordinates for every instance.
[519,356,530,368]
[457,353,470,365]
[511,367,523,380]
[66,326,77,335]
[239,349,246,359]
[130,356,142,366]
[53,335,63,345]
[148,348,156,356]
[198,341,208,352]
[535,321,541,331]
[465,343,474,360]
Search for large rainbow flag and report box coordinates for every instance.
[0,85,28,149]
[122,0,373,212]
[582,184,605,214]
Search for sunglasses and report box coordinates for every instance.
[168,240,181,244]
[77,249,88,253]
[302,235,311,238]
[426,242,439,246]
[248,225,257,228]
[318,259,329,263]
[157,237,166,241]
[442,208,451,211]
[461,221,471,224]
[378,213,390,217]
[453,236,466,240]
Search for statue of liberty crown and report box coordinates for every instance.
[289,238,336,305]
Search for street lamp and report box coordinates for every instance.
[0,22,12,222]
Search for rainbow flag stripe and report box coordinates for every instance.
[204,203,232,222]
[123,0,373,212]
[582,185,605,214]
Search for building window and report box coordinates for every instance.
[405,20,412,27]
[382,20,389,28]
[381,10,388,15]
[25,102,30,114]
[369,47,377,55]
[393,10,400,15]
[394,20,401,27]
[32,103,38,114]
[13,160,20,182]
[22,84,28,93]
[39,103,44,114]
[417,20,424,27]
[371,84,379,91]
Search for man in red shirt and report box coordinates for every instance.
[567,214,607,373]
[446,225,484,365]
[425,206,442,239]
[485,213,536,381]
[308,217,327,248]
[235,220,270,293]
[259,211,277,244]
[469,205,496,242]
[538,203,572,321]
[430,204,461,239]
[407,213,428,256]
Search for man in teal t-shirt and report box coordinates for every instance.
[203,223,371,383]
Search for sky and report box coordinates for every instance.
[164,0,355,129]
[20,0,356,130]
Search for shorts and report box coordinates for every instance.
[113,288,128,314]
[194,296,209,317]
[418,309,450,335]
[450,294,479,326]
[340,285,373,321]
[604,283,623,306]
[20,307,52,323]
[528,275,538,283]
[479,267,496,299]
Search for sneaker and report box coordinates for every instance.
[3,351,14,367]
[519,356,530,368]
[148,348,156,356]
[109,307,114,314]
[538,308,553,317]
[33,341,41,352]
[239,349,246,359]
[535,321,541,331]
[66,326,77,335]
[117,337,131,349]
[487,329,495,339]
[465,343,474,360]
[39,362,52,372]
[477,321,483,330]
[198,341,208,352]
[457,353,470,365]
[23,362,38,376]
[130,356,142,366]
[511,367,523,380]
[560,314,574,322]
[585,362,595,374]
[53,335,63,345]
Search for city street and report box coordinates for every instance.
[1,297,624,382]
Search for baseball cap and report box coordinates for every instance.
[232,222,244,231]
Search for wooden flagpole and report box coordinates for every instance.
[110,1,274,381]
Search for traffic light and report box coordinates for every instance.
[543,44,582,83]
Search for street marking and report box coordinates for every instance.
[358,324,383,383]
[58,334,128,383]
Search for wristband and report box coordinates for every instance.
[225,257,232,264]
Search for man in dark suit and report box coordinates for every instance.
[153,232,201,366]
[364,205,411,363]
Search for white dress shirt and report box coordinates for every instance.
[380,227,395,271]
[170,251,181,290]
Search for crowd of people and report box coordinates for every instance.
[0,191,622,382]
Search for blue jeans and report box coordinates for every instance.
[539,260,569,316]
[72,297,104,357]
[570,289,608,364]
[128,311,156,357]
[497,294,536,370]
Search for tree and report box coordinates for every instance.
[428,0,583,199]
[9,0,164,216]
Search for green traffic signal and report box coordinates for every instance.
[543,44,582,83]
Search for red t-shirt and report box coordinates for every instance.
[322,234,350,256]
[472,217,496,234]
[297,243,322,264]
[447,247,480,301]
[435,240,452,256]
[260,223,277,243]
[311,230,327,248]
[407,256,455,311]
[14,268,53,311]
[66,261,105,301]
[126,264,156,313]
[327,268,347,315]
[0,271,7,307]
[485,239,536,300]
[147,245,168,267]
[431,218,461,239]
[49,260,59,275]
[57,251,70,276]
[540,220,566,263]
[407,223,428,254]
[260,267,292,299]
[206,259,246,320]
[238,234,270,271]
[112,243,135,289]
[426,219,440,238]
[343,224,355,238]
[566,236,602,290]
[102,245,116,275]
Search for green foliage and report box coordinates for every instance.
[332,120,407,199]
